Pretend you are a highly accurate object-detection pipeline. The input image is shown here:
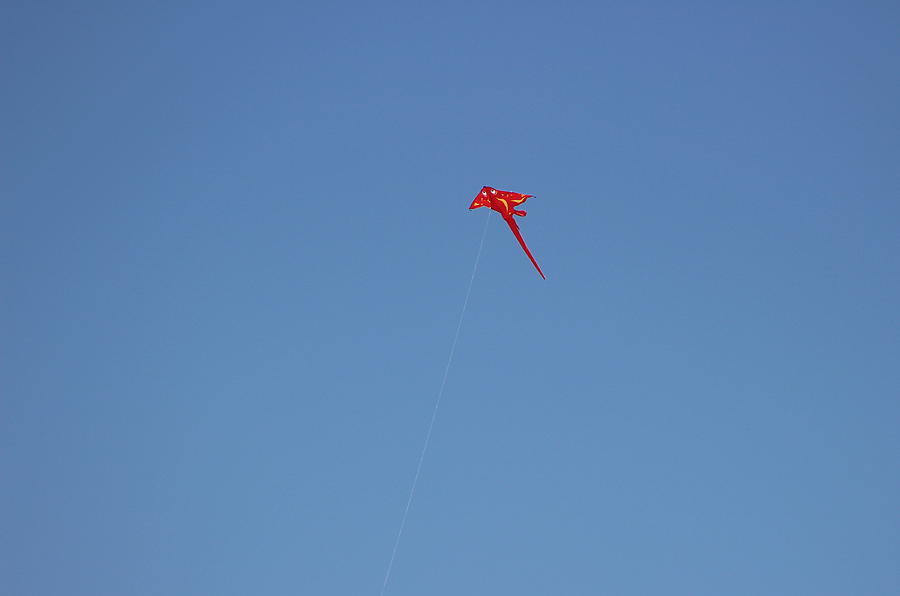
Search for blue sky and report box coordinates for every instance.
[3,1,899,594]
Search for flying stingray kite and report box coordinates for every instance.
[469,186,546,279]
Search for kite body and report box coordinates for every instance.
[469,186,545,279]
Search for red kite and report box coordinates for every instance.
[469,186,545,279]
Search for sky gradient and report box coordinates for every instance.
[3,1,900,595]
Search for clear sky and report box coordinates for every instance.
[3,1,899,595]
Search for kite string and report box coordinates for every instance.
[379,211,490,596]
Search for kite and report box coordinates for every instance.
[469,186,546,279]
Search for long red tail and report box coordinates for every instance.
[505,217,546,279]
